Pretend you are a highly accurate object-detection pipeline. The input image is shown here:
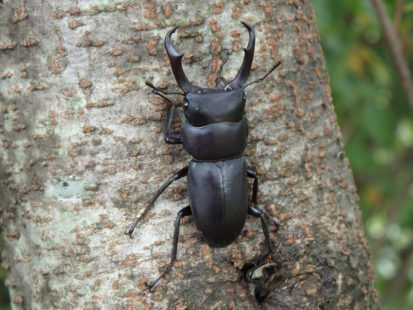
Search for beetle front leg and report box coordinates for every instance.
[127,166,188,237]
[145,81,182,144]
[163,101,182,144]
[148,205,192,291]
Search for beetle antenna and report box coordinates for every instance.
[145,81,185,96]
[243,61,281,89]
[215,51,232,87]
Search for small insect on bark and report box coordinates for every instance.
[127,21,281,292]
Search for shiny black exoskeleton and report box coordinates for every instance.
[128,22,281,290]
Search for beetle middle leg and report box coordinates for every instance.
[248,205,276,254]
[247,169,280,256]
[247,169,280,231]
[127,166,188,237]
[244,170,281,301]
[148,205,192,290]
[245,205,280,301]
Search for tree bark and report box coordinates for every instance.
[0,0,378,309]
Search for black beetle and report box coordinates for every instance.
[128,21,281,290]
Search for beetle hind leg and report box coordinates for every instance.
[148,205,192,291]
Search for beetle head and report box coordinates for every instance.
[165,22,255,92]
[165,22,255,126]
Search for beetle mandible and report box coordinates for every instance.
[128,21,281,290]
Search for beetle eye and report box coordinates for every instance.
[183,101,189,108]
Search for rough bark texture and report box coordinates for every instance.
[0,1,378,309]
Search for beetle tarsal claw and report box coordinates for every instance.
[248,262,277,281]
[243,252,278,279]
[242,257,280,303]
[147,282,155,292]
[125,231,131,238]
[126,223,137,238]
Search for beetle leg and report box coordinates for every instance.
[246,169,281,291]
[215,51,232,87]
[148,205,192,291]
[243,60,281,89]
[248,205,275,254]
[247,169,280,231]
[145,81,182,144]
[246,204,280,299]
[127,167,188,237]
[247,169,259,205]
[163,100,182,144]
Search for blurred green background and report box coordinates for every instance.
[0,1,412,308]
[0,250,9,310]
[313,0,413,308]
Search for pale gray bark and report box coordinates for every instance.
[0,1,378,309]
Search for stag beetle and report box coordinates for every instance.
[128,21,281,290]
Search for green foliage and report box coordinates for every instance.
[313,0,413,308]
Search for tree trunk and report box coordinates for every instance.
[0,0,378,309]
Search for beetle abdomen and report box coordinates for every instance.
[188,156,248,247]
[182,118,248,161]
